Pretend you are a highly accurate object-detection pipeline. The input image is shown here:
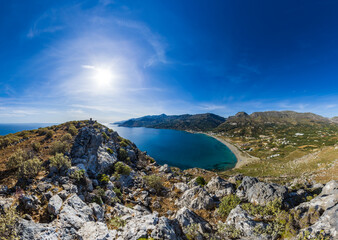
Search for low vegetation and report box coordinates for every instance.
[195,176,206,186]
[218,194,241,218]
[114,162,131,176]
[18,157,42,179]
[0,206,19,240]
[50,141,70,155]
[49,153,71,171]
[143,175,163,193]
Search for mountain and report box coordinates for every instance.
[117,113,226,131]
[215,111,334,136]
[0,120,337,239]
[331,116,338,123]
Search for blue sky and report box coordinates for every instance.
[1,0,338,123]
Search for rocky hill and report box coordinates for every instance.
[0,120,337,239]
[117,113,226,131]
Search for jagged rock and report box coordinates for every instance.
[56,194,94,239]
[116,171,135,189]
[120,213,184,240]
[225,205,268,239]
[321,180,338,196]
[113,203,143,221]
[17,219,60,240]
[90,203,105,222]
[205,176,235,198]
[228,174,244,185]
[62,183,78,194]
[175,207,212,235]
[77,221,116,240]
[236,176,259,201]
[0,197,14,211]
[187,177,200,188]
[19,195,40,211]
[159,164,172,173]
[176,186,215,210]
[246,182,288,206]
[71,127,117,176]
[152,201,161,209]
[298,203,338,239]
[36,182,52,193]
[47,195,63,215]
[106,181,114,190]
[174,182,189,192]
[104,190,117,204]
[58,190,69,200]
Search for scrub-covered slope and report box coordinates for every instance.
[0,120,337,239]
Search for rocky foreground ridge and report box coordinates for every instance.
[0,121,337,239]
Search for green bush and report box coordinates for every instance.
[143,175,163,193]
[0,206,19,240]
[68,124,78,136]
[61,133,72,142]
[45,130,54,139]
[37,128,48,136]
[218,194,241,218]
[69,169,85,182]
[18,157,42,179]
[6,148,29,170]
[195,176,206,186]
[49,153,71,171]
[113,187,122,197]
[108,217,126,230]
[50,141,70,155]
[118,148,130,162]
[119,138,132,148]
[102,132,109,142]
[31,142,41,152]
[98,174,110,184]
[114,162,131,176]
[107,148,114,154]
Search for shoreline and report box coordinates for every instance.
[202,133,260,169]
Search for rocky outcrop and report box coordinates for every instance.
[175,207,212,235]
[236,176,259,201]
[176,186,215,210]
[47,195,63,215]
[120,213,185,240]
[205,176,235,198]
[246,182,288,206]
[71,127,118,176]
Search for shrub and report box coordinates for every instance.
[98,174,110,184]
[68,124,78,136]
[113,187,122,197]
[195,176,206,186]
[114,162,131,176]
[6,148,29,170]
[31,142,41,152]
[118,148,130,162]
[69,169,85,182]
[37,128,48,136]
[0,206,19,240]
[49,153,71,171]
[61,133,72,142]
[108,217,126,230]
[119,138,132,148]
[18,157,42,179]
[45,130,54,139]
[107,148,114,154]
[143,175,163,193]
[50,141,70,155]
[218,194,241,218]
[102,132,109,142]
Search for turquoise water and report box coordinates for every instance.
[109,124,237,170]
[0,123,54,136]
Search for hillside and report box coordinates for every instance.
[117,113,226,131]
[0,120,337,239]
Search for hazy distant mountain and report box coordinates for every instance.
[215,111,335,137]
[117,113,226,131]
[330,116,338,123]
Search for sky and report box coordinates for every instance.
[1,0,338,123]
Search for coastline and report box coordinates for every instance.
[203,133,260,169]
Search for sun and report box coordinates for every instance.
[94,68,113,87]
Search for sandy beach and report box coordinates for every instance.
[204,133,260,168]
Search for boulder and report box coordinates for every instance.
[175,207,212,235]
[19,195,40,211]
[246,182,288,206]
[174,182,189,193]
[159,164,172,173]
[176,186,215,210]
[120,213,184,240]
[17,219,60,240]
[235,176,259,201]
[225,205,268,239]
[47,195,63,215]
[205,176,235,198]
[90,203,105,222]
[77,221,116,240]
